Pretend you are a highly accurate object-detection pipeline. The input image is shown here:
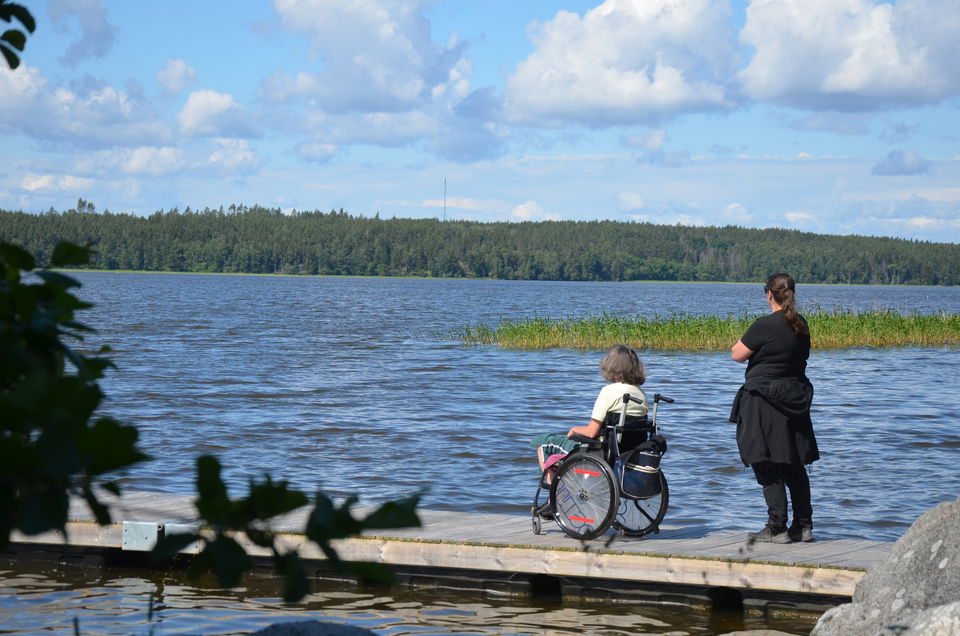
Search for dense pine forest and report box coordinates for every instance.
[2,203,958,285]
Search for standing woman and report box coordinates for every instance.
[730,273,819,543]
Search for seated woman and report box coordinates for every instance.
[530,344,649,484]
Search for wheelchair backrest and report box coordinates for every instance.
[603,411,651,453]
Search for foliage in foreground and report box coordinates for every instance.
[455,311,960,351]
[0,240,421,602]
[0,241,148,543]
[0,0,35,70]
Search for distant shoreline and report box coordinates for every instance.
[54,269,953,289]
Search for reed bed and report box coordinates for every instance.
[454,310,960,351]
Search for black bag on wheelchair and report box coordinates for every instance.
[617,435,667,499]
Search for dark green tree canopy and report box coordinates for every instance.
[2,205,958,285]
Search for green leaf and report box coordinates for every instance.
[194,455,234,527]
[0,242,34,270]
[274,550,310,603]
[245,477,309,521]
[79,418,149,476]
[16,489,69,536]
[35,270,82,289]
[1,42,20,70]
[99,481,122,496]
[243,527,274,549]
[361,492,422,530]
[0,3,36,33]
[51,242,94,268]
[81,481,112,525]
[203,534,250,589]
[152,532,204,561]
[305,493,362,544]
[346,560,395,585]
[1,29,24,51]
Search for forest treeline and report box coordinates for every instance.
[2,202,958,285]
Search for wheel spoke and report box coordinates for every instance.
[614,472,668,537]
[551,455,617,540]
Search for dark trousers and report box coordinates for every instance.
[751,461,813,532]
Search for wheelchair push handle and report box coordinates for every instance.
[620,392,674,404]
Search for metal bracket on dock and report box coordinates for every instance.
[122,521,201,554]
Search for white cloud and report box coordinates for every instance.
[178,90,255,138]
[122,146,185,177]
[618,193,645,211]
[871,149,932,176]
[48,0,116,67]
[504,0,737,126]
[320,110,436,147]
[258,0,506,160]
[822,193,960,239]
[423,197,493,212]
[622,130,667,151]
[511,200,559,221]
[156,59,197,95]
[21,174,55,192]
[721,202,751,223]
[204,138,262,175]
[266,0,468,114]
[785,211,814,223]
[21,173,93,192]
[789,112,871,135]
[296,142,338,164]
[0,65,169,147]
[739,0,960,111]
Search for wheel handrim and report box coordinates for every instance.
[552,457,616,539]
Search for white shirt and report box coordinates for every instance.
[591,382,648,422]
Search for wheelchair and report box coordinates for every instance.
[531,393,673,540]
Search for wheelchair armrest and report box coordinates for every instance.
[570,434,602,447]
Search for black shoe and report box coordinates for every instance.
[788,525,814,542]
[748,526,790,544]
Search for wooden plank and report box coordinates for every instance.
[9,491,896,599]
[314,538,866,597]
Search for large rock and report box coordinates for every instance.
[812,497,960,635]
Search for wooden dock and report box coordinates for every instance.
[10,491,892,615]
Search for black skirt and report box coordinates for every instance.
[729,375,819,466]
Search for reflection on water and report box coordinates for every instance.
[0,558,812,635]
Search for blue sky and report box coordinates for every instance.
[2,0,959,242]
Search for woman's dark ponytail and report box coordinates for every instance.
[766,273,809,336]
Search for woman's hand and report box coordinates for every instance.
[567,419,603,438]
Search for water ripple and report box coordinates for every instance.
[67,273,960,542]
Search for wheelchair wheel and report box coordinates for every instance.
[550,453,618,540]
[613,472,669,537]
[531,509,542,535]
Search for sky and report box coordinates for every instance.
[1,0,959,243]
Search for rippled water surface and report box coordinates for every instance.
[7,274,960,634]
[0,557,807,635]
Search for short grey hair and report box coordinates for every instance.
[599,344,645,385]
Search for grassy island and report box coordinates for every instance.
[455,311,960,350]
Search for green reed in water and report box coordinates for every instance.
[455,311,960,350]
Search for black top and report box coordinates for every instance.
[730,309,818,466]
[740,310,810,379]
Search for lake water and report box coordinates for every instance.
[4,274,960,634]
